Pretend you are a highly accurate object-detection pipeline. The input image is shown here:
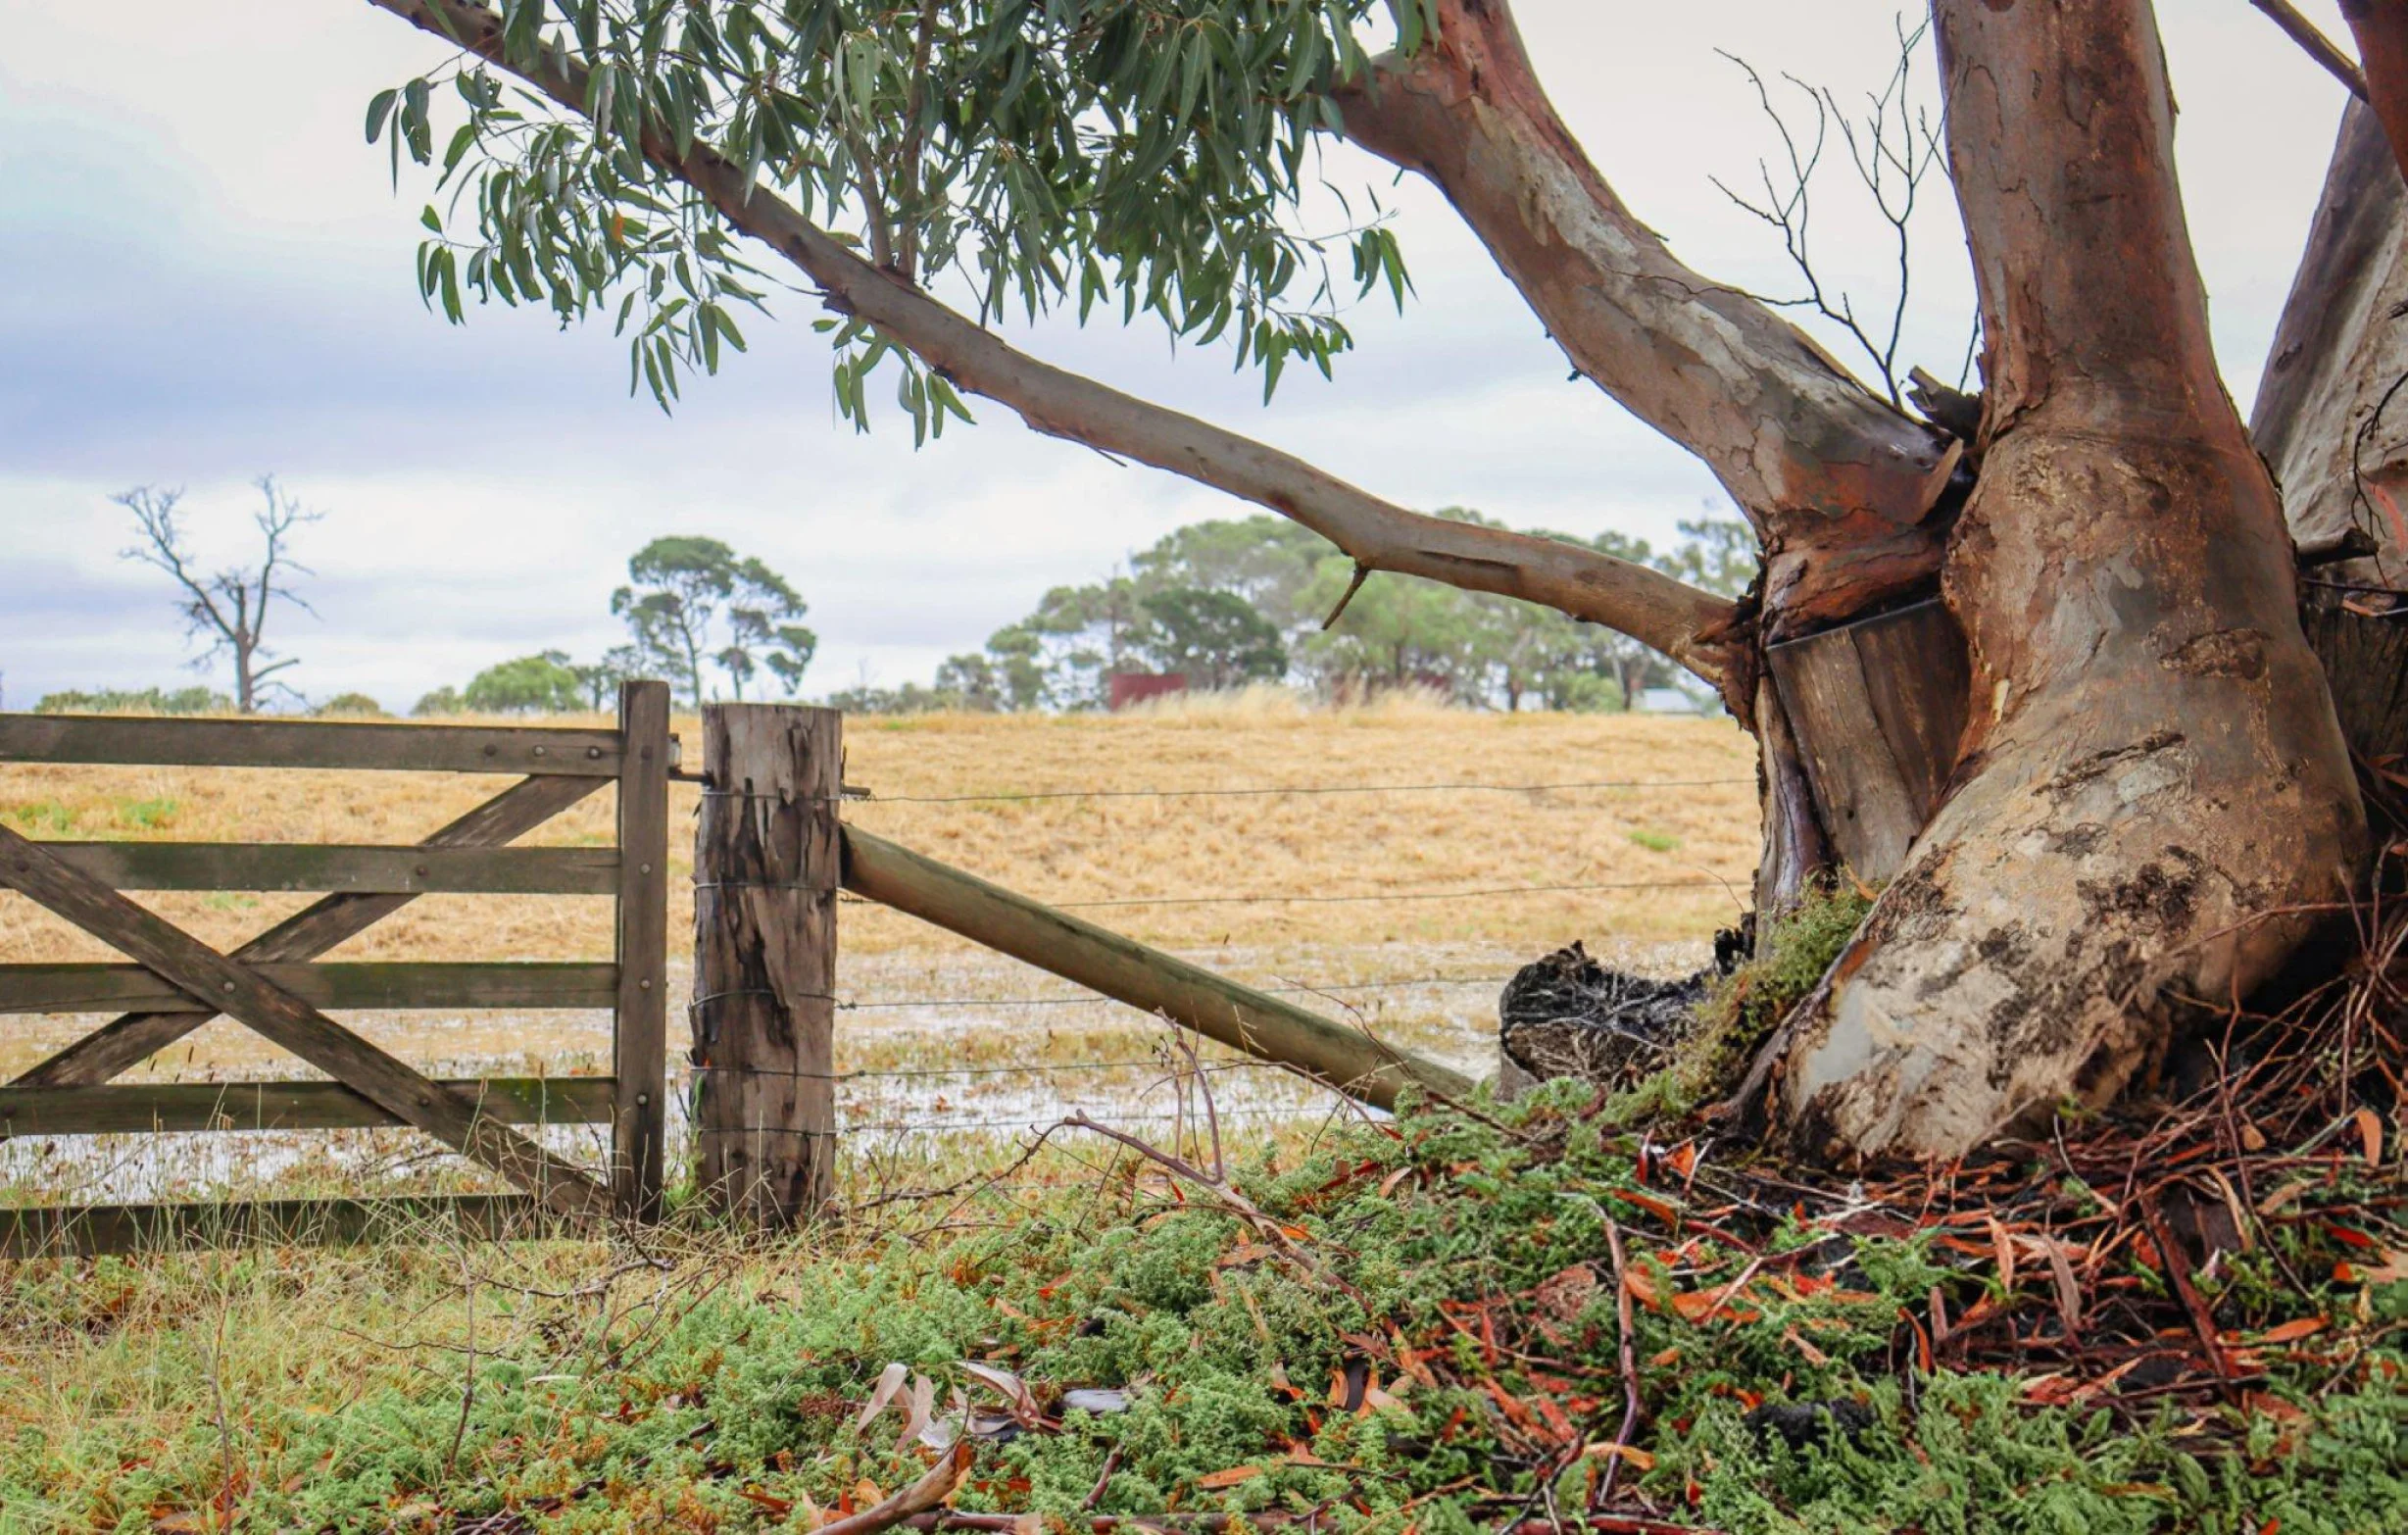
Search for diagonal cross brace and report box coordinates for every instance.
[10,774,603,1090]
[0,823,610,1219]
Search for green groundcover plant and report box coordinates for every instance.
[5,1087,2403,1534]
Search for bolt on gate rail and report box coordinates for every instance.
[0,682,673,1256]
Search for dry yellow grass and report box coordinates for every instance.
[0,700,1759,1199]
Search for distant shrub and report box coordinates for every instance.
[463,652,584,714]
[315,692,386,718]
[411,686,466,718]
[33,686,230,716]
[821,681,991,716]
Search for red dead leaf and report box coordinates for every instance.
[2256,1316,2329,1346]
[1621,1269,1664,1312]
[1481,1379,1538,1429]
[1196,1466,1263,1490]
[1619,1190,1681,1225]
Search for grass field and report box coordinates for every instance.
[7,705,2404,1535]
[0,695,1759,1205]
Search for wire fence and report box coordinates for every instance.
[3,763,1749,1203]
[760,766,1755,1155]
[844,773,1754,805]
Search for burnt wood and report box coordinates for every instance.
[2301,598,2408,769]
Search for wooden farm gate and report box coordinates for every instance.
[0,683,673,1255]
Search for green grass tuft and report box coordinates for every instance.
[1606,877,1876,1124]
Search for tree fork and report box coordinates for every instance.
[1765,0,2366,1161]
[1331,0,1964,637]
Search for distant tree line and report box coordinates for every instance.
[70,486,1737,718]
[825,513,1754,715]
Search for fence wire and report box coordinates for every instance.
[846,774,1752,805]
[0,751,1745,1203]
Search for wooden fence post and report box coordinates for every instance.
[613,680,672,1221]
[692,705,839,1225]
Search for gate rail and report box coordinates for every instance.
[0,682,672,1256]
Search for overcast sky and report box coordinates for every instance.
[0,1,2367,712]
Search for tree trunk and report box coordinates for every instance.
[2252,100,2408,587]
[2251,99,2408,808]
[361,0,2386,1165]
[1768,0,2365,1162]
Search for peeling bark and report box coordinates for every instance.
[1774,0,2366,1163]
[2251,100,2408,585]
[1333,0,1960,635]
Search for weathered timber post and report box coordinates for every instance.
[692,705,839,1225]
[612,679,673,1220]
[1763,598,1970,885]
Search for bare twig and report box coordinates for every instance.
[1593,1219,1643,1510]
[1061,1112,1365,1303]
[1713,19,1951,407]
[2249,0,2373,99]
[445,1235,480,1482]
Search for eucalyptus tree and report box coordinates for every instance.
[610,535,817,704]
[354,0,2406,1163]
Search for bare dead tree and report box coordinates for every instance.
[118,476,320,714]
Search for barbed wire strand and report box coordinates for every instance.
[838,877,1730,913]
[686,1055,1337,1084]
[739,1106,1338,1137]
[833,973,1515,1011]
[846,775,1752,806]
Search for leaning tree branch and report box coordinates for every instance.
[2253,0,2373,101]
[364,0,1745,693]
[1328,0,1959,636]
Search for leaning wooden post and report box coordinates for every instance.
[612,679,672,1221]
[692,705,839,1225]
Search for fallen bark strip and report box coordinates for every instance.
[813,1444,974,1535]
